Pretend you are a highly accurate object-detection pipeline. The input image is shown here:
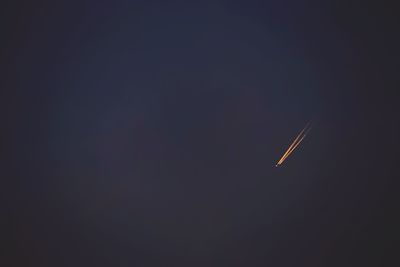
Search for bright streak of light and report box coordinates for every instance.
[276,122,310,165]
[276,122,311,166]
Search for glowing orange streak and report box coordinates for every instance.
[276,125,309,165]
[276,123,311,166]
[278,127,310,165]
[279,126,311,163]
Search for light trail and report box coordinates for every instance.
[276,122,312,167]
[278,127,311,165]
[276,122,310,165]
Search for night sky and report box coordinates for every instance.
[3,1,399,266]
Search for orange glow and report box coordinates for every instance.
[276,123,311,166]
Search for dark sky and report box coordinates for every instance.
[2,1,399,266]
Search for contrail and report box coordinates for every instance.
[278,127,311,165]
[276,122,312,167]
[276,122,311,165]
[278,124,312,164]
[276,122,310,165]
[276,124,311,166]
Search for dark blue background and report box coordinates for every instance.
[3,1,398,266]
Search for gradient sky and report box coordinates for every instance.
[3,1,398,266]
